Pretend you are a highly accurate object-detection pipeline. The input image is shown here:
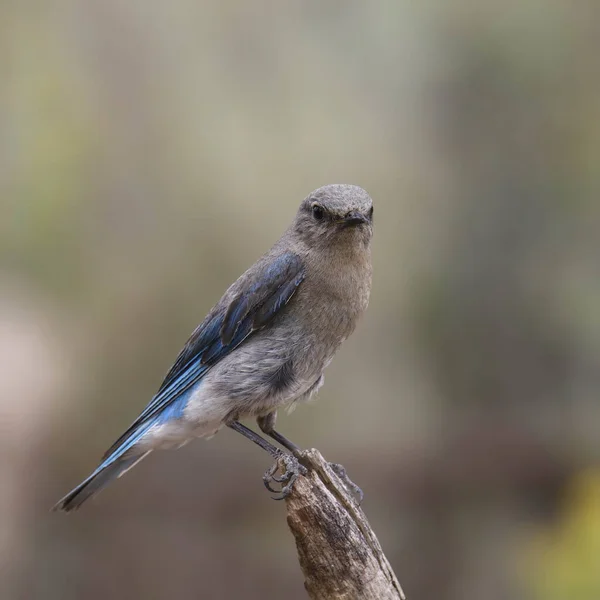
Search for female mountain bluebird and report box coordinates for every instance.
[54,184,374,511]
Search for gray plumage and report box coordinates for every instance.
[54,183,373,511]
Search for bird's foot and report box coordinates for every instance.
[263,453,308,500]
[328,462,364,504]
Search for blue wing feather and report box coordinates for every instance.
[252,270,305,328]
[102,252,305,459]
[220,254,303,345]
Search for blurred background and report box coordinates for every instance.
[1,1,599,599]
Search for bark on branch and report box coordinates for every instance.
[282,449,406,600]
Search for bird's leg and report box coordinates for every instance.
[257,411,302,454]
[227,420,306,500]
[257,411,364,503]
[256,412,302,488]
[227,420,283,459]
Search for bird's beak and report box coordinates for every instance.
[342,211,370,226]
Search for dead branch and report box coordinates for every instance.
[283,449,406,600]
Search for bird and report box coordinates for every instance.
[53,184,374,511]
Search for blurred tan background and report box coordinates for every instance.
[1,1,600,599]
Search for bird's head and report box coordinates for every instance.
[293,184,374,250]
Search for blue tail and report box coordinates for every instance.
[53,424,153,512]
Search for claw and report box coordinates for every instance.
[262,454,306,500]
[263,462,291,493]
[271,470,299,500]
[263,464,281,493]
[329,462,364,504]
[270,471,290,484]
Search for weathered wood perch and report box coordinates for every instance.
[282,449,406,600]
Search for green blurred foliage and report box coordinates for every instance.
[525,470,600,600]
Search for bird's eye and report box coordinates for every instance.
[368,206,374,222]
[312,204,325,221]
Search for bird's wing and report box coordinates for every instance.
[102,252,305,459]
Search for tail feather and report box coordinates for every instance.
[53,422,155,513]
[52,450,152,512]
